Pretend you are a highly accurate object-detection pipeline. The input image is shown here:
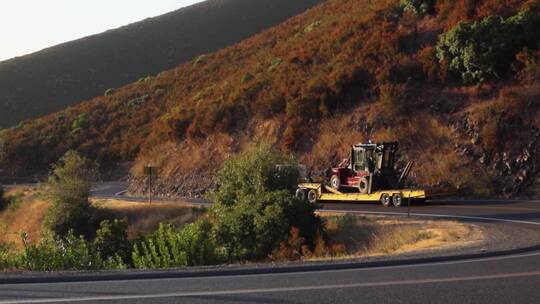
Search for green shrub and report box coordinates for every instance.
[127,95,149,108]
[436,10,540,84]
[0,242,21,270]
[211,143,299,205]
[21,231,100,271]
[241,72,255,83]
[93,218,130,263]
[400,0,434,15]
[44,151,99,238]
[209,144,322,261]
[71,113,89,134]
[268,58,283,72]
[131,220,221,269]
[304,20,321,33]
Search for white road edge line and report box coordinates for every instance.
[114,190,128,196]
[7,210,540,285]
[322,209,540,226]
[3,271,540,304]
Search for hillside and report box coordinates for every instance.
[0,0,323,128]
[1,0,540,198]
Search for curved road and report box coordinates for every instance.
[0,183,538,303]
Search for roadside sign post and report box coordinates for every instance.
[143,165,158,204]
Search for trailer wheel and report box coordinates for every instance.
[392,193,403,207]
[307,189,318,204]
[358,177,369,194]
[330,175,341,189]
[380,193,391,207]
[295,188,306,201]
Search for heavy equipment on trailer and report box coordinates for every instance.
[296,142,426,207]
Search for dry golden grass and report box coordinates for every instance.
[314,213,482,260]
[0,187,48,248]
[92,199,206,238]
[0,187,206,248]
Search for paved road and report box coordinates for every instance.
[90,182,540,225]
[1,251,539,303]
[321,199,540,225]
[0,183,538,303]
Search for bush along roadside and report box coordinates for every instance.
[0,144,326,271]
[0,144,437,271]
[208,143,323,261]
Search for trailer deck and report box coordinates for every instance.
[297,183,427,207]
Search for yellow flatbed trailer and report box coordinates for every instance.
[297,183,427,207]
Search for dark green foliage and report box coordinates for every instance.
[400,0,435,15]
[437,10,540,84]
[93,218,130,262]
[241,72,255,83]
[21,232,99,271]
[131,220,221,269]
[268,57,283,72]
[209,144,322,261]
[71,113,89,134]
[44,151,99,238]
[127,95,150,108]
[0,242,21,270]
[20,231,126,271]
[211,144,299,205]
[0,185,24,211]
[304,20,321,33]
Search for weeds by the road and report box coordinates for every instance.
[93,199,206,238]
[270,214,439,262]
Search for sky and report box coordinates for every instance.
[0,0,205,61]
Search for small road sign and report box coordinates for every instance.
[143,165,159,203]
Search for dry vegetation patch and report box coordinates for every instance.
[316,213,483,260]
[0,188,206,249]
[0,187,48,248]
[92,199,206,238]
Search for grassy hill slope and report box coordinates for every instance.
[0,0,323,128]
[1,0,540,197]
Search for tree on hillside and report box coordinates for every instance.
[436,9,540,84]
[44,151,99,238]
[209,143,322,261]
[400,0,435,15]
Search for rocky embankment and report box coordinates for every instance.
[452,114,540,197]
[128,172,217,199]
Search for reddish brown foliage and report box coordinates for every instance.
[1,0,539,196]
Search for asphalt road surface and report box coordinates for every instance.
[1,251,539,304]
[0,182,538,304]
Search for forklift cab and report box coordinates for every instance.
[351,142,397,175]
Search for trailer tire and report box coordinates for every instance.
[392,193,403,207]
[330,175,341,189]
[358,177,369,194]
[307,189,318,204]
[295,188,306,201]
[381,193,391,207]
